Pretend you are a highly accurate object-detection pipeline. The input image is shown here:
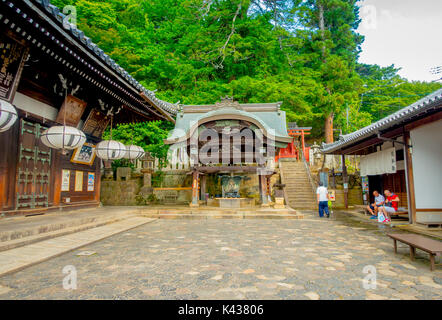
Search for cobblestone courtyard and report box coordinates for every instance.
[0,215,441,300]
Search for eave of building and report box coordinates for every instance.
[181,102,283,114]
[164,107,293,145]
[13,0,177,121]
[321,88,442,155]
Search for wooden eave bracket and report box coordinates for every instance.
[140,92,176,124]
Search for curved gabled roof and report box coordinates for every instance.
[165,101,292,145]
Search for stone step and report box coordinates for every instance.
[140,213,304,220]
[0,208,139,252]
[0,217,156,277]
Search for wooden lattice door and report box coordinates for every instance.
[15,119,51,209]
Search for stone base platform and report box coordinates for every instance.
[138,206,303,220]
[207,198,255,208]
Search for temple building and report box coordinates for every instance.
[322,88,442,226]
[0,0,176,215]
[164,97,293,208]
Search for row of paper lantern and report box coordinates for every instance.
[0,100,145,160]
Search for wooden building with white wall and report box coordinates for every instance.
[321,89,442,225]
[0,0,176,215]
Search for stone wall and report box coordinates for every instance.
[153,189,192,204]
[101,179,141,206]
[332,188,363,208]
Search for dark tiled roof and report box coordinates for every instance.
[33,0,177,116]
[321,88,442,153]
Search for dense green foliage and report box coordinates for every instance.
[53,0,441,142]
[102,120,173,167]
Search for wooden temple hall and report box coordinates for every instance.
[165,98,293,208]
[0,0,177,215]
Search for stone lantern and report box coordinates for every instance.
[311,141,322,165]
[139,152,155,196]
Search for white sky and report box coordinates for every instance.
[357,0,442,82]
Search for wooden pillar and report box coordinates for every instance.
[200,174,206,202]
[342,154,348,209]
[94,158,102,204]
[404,132,416,224]
[260,174,269,206]
[190,170,199,207]
[52,150,62,207]
[266,176,272,203]
[301,130,305,160]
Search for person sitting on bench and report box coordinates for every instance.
[367,190,385,219]
[379,190,399,223]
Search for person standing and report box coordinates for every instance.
[316,181,330,218]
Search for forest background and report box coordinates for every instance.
[52,0,441,160]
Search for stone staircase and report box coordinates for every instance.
[280,160,317,210]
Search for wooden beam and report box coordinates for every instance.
[404,110,442,131]
[193,166,275,175]
[336,127,405,155]
[342,154,348,209]
[403,131,417,224]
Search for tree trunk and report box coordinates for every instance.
[325,112,334,144]
[318,2,326,61]
[319,1,333,142]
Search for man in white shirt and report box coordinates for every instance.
[366,190,385,218]
[316,181,330,218]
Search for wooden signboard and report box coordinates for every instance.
[56,95,87,126]
[328,190,336,202]
[87,172,95,192]
[82,109,110,138]
[0,33,29,102]
[61,170,70,192]
[71,143,96,166]
[75,171,83,192]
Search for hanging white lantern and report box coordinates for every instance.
[0,100,18,132]
[96,140,126,160]
[41,126,86,150]
[125,145,145,160]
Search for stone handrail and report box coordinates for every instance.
[301,151,317,197]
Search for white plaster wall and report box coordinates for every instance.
[410,118,442,210]
[13,92,58,121]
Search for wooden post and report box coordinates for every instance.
[200,174,206,202]
[403,131,416,224]
[52,150,62,207]
[342,154,348,209]
[190,170,199,207]
[94,158,101,204]
[301,130,305,160]
[260,174,269,206]
[266,176,271,203]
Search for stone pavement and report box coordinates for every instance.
[0,213,440,300]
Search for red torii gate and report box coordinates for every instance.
[276,123,312,162]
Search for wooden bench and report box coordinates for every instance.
[354,205,408,218]
[388,233,442,271]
